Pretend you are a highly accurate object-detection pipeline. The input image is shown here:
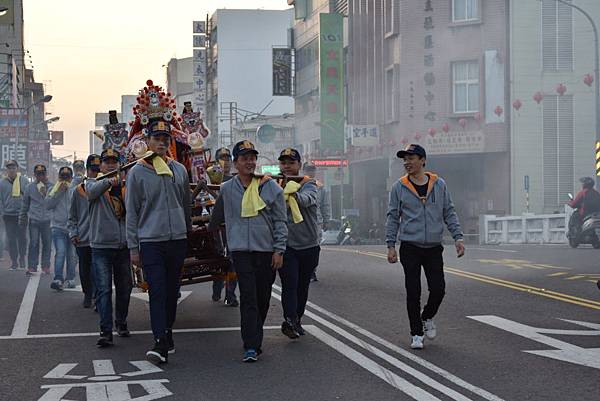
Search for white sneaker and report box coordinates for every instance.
[410,335,424,349]
[423,319,437,340]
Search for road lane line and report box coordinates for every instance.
[272,287,503,401]
[324,248,600,310]
[11,272,41,338]
[93,360,116,376]
[303,325,442,401]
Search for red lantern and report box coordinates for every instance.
[584,74,594,87]
[494,106,504,117]
[401,137,409,145]
[442,123,450,133]
[428,127,437,137]
[556,83,567,96]
[458,118,467,128]
[414,132,422,141]
[533,91,544,104]
[512,99,522,111]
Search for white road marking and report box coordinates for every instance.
[0,326,281,340]
[465,247,518,253]
[273,285,505,401]
[11,272,41,337]
[93,360,116,376]
[304,325,442,401]
[43,363,86,380]
[121,361,163,377]
[130,291,192,305]
[469,315,600,370]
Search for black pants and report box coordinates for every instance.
[231,251,275,351]
[3,215,27,266]
[76,246,94,300]
[278,246,320,322]
[399,243,445,336]
[140,240,187,339]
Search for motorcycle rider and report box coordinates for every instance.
[568,177,600,233]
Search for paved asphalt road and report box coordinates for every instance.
[0,244,598,401]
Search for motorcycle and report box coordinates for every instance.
[567,193,600,249]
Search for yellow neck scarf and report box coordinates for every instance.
[283,181,303,223]
[140,151,173,177]
[11,173,21,197]
[241,177,266,218]
[49,180,70,197]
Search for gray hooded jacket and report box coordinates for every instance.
[20,180,53,224]
[86,178,127,249]
[125,159,191,250]
[385,173,463,248]
[68,180,91,247]
[209,176,288,253]
[0,175,29,216]
[287,180,319,250]
[45,182,72,233]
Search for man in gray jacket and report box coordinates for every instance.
[87,149,132,348]
[0,160,28,270]
[386,144,465,350]
[209,140,287,363]
[68,154,101,308]
[126,120,191,364]
[46,166,76,291]
[303,162,330,282]
[278,148,319,339]
[20,164,53,276]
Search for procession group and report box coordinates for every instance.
[1,118,466,363]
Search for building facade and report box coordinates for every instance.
[510,0,600,214]
[166,57,193,115]
[206,9,294,149]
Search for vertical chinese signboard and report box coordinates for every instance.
[28,140,50,168]
[319,13,345,152]
[193,21,207,118]
[273,48,292,96]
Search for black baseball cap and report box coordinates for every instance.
[232,140,258,160]
[33,164,47,174]
[86,154,101,169]
[278,148,301,162]
[59,166,73,177]
[73,160,85,169]
[101,148,120,161]
[396,144,427,159]
[147,120,172,137]
[5,160,18,168]
[215,147,232,160]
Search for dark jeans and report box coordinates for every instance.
[76,246,94,300]
[212,268,238,301]
[399,243,445,336]
[28,220,52,270]
[3,215,27,266]
[52,228,76,282]
[92,247,132,333]
[231,251,275,351]
[140,240,187,339]
[278,246,320,322]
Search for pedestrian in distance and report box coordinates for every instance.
[126,120,191,365]
[20,164,53,276]
[72,159,86,184]
[46,166,77,291]
[0,159,28,270]
[209,140,288,363]
[385,144,465,350]
[303,162,330,282]
[87,148,132,348]
[278,148,320,339]
[68,155,101,309]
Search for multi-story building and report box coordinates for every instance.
[347,0,510,235]
[510,0,600,214]
[166,57,193,114]
[206,9,294,149]
[0,0,24,109]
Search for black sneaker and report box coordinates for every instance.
[296,320,305,336]
[224,298,239,307]
[83,296,92,309]
[8,265,17,271]
[310,271,318,282]
[97,332,114,348]
[146,338,168,364]
[116,323,130,337]
[166,330,175,354]
[50,280,63,291]
[18,257,26,269]
[281,318,300,339]
[212,293,221,302]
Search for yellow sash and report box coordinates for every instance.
[283,181,303,223]
[49,180,70,197]
[241,177,266,218]
[11,173,21,197]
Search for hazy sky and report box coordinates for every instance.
[23,0,290,159]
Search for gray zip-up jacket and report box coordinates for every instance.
[287,179,319,250]
[125,159,191,250]
[68,180,91,247]
[0,175,29,216]
[86,178,127,249]
[45,182,72,233]
[316,182,331,226]
[385,173,463,248]
[209,176,288,253]
[20,180,53,224]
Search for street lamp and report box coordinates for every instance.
[541,0,600,186]
[16,95,53,161]
[0,7,8,17]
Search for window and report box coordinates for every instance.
[453,0,479,23]
[452,61,479,113]
[385,65,399,122]
[542,0,573,71]
[296,39,318,71]
[384,0,399,36]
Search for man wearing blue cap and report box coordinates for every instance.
[126,120,191,364]
[0,160,28,270]
[386,144,465,350]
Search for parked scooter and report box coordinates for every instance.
[339,217,361,246]
[566,193,600,249]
